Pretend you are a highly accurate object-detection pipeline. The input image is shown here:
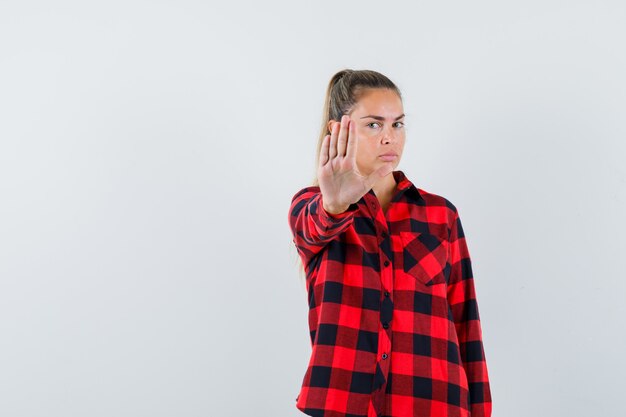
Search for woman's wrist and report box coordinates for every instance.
[322,201,350,215]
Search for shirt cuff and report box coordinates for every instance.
[318,196,359,225]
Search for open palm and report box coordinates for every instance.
[317,115,393,214]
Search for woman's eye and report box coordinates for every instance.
[367,121,405,129]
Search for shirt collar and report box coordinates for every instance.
[393,170,423,202]
[365,170,423,202]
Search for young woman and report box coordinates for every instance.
[288,69,492,417]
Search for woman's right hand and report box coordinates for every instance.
[317,115,393,214]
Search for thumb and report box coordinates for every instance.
[363,163,394,190]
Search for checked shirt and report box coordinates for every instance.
[288,170,492,417]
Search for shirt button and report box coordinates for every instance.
[382,353,388,360]
[381,232,387,238]
[383,323,389,329]
[384,260,390,267]
[384,291,390,297]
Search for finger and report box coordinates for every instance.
[337,118,349,157]
[345,118,357,163]
[319,134,330,166]
[328,121,339,160]
[336,115,349,158]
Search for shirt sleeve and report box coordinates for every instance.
[446,207,493,417]
[288,187,359,269]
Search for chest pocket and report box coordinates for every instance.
[400,231,449,286]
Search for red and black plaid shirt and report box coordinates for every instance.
[288,170,492,417]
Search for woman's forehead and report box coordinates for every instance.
[352,90,404,118]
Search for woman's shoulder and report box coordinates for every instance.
[395,171,457,215]
[414,186,458,212]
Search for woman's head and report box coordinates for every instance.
[312,69,405,186]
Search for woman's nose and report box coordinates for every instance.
[382,126,397,143]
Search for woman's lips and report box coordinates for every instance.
[379,154,398,161]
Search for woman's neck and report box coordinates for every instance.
[372,171,397,199]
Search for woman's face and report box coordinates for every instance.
[329,88,406,177]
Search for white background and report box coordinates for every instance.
[1,1,625,416]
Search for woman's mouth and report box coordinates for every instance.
[379,153,398,161]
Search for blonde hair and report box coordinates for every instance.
[310,69,403,186]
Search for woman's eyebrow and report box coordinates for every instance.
[359,114,405,121]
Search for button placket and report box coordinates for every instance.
[373,196,393,370]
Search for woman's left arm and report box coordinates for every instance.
[447,206,493,417]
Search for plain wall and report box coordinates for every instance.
[1,1,625,416]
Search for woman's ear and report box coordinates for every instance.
[327,120,337,134]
